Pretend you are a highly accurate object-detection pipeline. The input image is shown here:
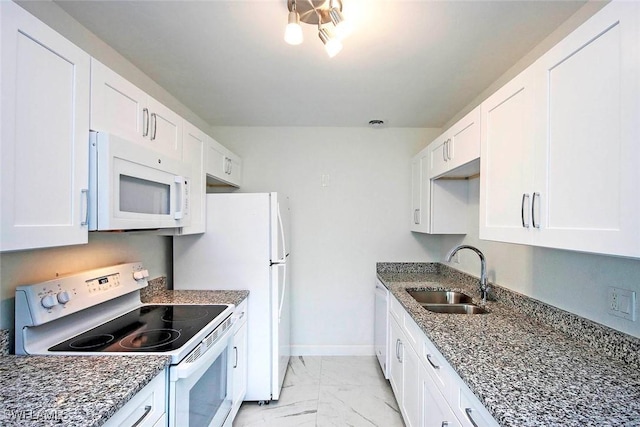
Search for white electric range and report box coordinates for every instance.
[15,262,237,427]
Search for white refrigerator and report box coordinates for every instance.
[173,192,291,402]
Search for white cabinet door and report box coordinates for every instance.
[146,96,183,160]
[388,316,404,402]
[90,60,182,160]
[422,367,461,427]
[429,134,449,179]
[1,2,90,251]
[206,138,242,188]
[531,0,640,257]
[389,316,421,427]
[231,303,248,418]
[411,147,467,235]
[90,58,147,144]
[410,148,430,233]
[479,67,536,245]
[429,107,481,180]
[179,121,207,235]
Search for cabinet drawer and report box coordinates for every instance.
[104,371,166,427]
[421,333,455,400]
[389,295,404,322]
[457,385,500,427]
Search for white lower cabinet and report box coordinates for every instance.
[230,300,248,421]
[104,371,167,427]
[389,315,421,427]
[388,295,499,427]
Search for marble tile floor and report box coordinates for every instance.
[233,356,405,427]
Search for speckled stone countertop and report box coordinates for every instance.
[0,281,248,427]
[377,263,640,427]
[0,355,169,427]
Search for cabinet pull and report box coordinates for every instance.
[414,209,420,225]
[447,138,452,160]
[395,338,400,361]
[443,141,448,162]
[228,158,232,174]
[521,193,530,228]
[131,405,152,427]
[233,346,238,368]
[398,340,403,363]
[465,408,480,427]
[80,189,89,226]
[426,354,440,370]
[532,192,540,229]
[150,113,157,140]
[142,108,149,137]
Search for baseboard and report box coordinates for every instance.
[290,345,375,356]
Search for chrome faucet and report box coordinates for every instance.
[445,245,490,304]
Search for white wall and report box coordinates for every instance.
[441,178,640,339]
[0,233,171,329]
[212,126,442,355]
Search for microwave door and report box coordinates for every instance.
[90,132,190,231]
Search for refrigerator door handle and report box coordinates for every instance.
[278,263,287,322]
[275,201,287,263]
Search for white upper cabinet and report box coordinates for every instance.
[480,0,640,258]
[531,0,640,257]
[479,68,536,245]
[1,2,90,251]
[179,121,207,235]
[411,147,467,235]
[410,148,429,233]
[206,138,242,188]
[429,106,481,179]
[90,59,182,160]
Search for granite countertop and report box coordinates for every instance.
[377,263,640,427]
[0,288,248,427]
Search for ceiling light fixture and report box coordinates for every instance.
[285,0,351,57]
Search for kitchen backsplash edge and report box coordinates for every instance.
[377,262,640,368]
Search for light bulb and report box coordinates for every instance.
[318,27,343,58]
[284,11,303,45]
[329,7,353,40]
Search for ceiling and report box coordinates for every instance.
[54,0,587,128]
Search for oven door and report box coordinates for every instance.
[89,131,191,231]
[168,321,235,427]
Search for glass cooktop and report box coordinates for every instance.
[49,304,229,353]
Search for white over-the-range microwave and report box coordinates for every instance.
[89,131,191,231]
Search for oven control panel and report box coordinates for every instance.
[16,262,149,327]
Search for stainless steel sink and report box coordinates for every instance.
[407,290,473,304]
[407,290,487,314]
[421,304,487,314]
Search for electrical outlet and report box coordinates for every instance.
[608,287,636,321]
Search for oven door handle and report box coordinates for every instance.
[171,319,236,381]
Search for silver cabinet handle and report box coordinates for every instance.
[443,141,448,162]
[532,192,540,229]
[465,408,480,427]
[414,208,420,225]
[521,193,530,228]
[80,189,89,226]
[131,405,152,427]
[395,338,400,361]
[398,340,403,363]
[150,113,157,140]
[142,108,149,137]
[233,346,238,368]
[426,354,440,370]
[228,158,232,174]
[447,138,452,160]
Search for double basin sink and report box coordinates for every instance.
[408,290,487,314]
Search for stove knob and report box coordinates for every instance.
[57,291,72,304]
[41,295,58,309]
[133,270,148,280]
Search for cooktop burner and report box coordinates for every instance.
[49,304,229,353]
